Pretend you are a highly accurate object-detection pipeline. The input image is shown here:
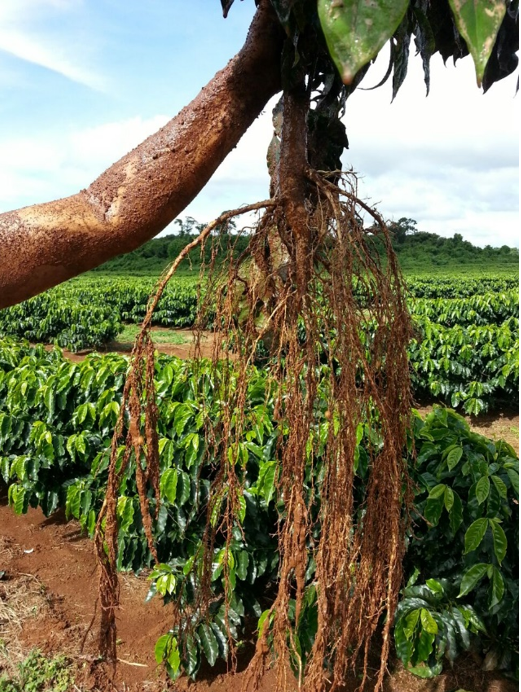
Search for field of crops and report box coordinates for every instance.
[0,266,518,683]
[0,272,518,414]
[0,337,518,680]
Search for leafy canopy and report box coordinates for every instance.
[224,0,518,100]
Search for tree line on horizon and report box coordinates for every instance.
[92,216,519,273]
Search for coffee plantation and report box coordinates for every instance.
[0,338,518,681]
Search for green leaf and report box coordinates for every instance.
[428,483,447,499]
[424,494,445,526]
[117,496,135,533]
[415,628,435,664]
[489,519,507,565]
[490,474,508,499]
[210,620,229,659]
[257,609,272,637]
[160,469,178,504]
[177,470,191,506]
[447,445,463,470]
[420,608,438,635]
[318,0,409,85]
[394,621,414,665]
[403,608,420,639]
[8,484,27,515]
[449,490,464,534]
[156,572,176,597]
[75,433,87,459]
[464,518,488,554]
[154,633,181,675]
[407,661,443,678]
[489,565,505,607]
[255,460,277,505]
[458,563,489,597]
[425,578,444,595]
[66,485,81,519]
[184,633,199,678]
[444,486,455,512]
[236,551,249,581]
[198,623,219,667]
[475,475,490,504]
[447,0,506,86]
[506,468,519,496]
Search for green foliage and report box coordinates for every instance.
[404,274,518,299]
[0,270,518,411]
[0,340,518,680]
[0,275,201,351]
[93,223,519,275]
[393,232,519,272]
[0,292,121,352]
[408,313,518,414]
[0,650,74,692]
[92,218,248,273]
[398,407,519,677]
[410,289,518,327]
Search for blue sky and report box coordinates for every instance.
[0,0,518,247]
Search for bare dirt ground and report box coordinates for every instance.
[0,497,517,692]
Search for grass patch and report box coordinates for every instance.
[117,324,189,346]
[0,650,75,692]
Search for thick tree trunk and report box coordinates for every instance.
[0,2,284,309]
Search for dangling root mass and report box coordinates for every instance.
[94,162,413,691]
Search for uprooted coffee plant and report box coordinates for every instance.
[90,2,518,690]
[95,80,414,692]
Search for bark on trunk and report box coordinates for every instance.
[0,2,284,309]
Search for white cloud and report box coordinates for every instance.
[0,0,104,89]
[0,115,170,210]
[341,46,519,247]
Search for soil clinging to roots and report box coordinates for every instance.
[94,99,413,692]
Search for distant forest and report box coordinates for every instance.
[93,216,519,273]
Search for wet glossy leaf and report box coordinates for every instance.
[198,623,219,667]
[506,468,518,495]
[490,474,507,498]
[449,490,464,534]
[447,445,463,470]
[420,608,438,635]
[160,468,178,504]
[444,486,455,511]
[394,620,414,664]
[415,628,435,663]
